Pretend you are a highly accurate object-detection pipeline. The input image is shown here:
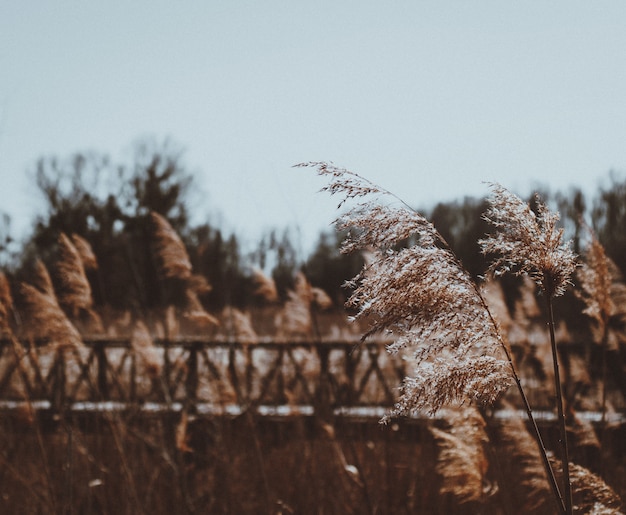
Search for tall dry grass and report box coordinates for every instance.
[0,271,14,336]
[54,233,103,334]
[150,211,192,282]
[429,406,490,508]
[481,184,578,513]
[18,260,82,349]
[303,162,604,514]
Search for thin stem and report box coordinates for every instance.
[474,287,565,514]
[598,320,609,476]
[498,338,566,514]
[600,330,608,428]
[546,295,573,515]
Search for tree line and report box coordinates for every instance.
[1,137,626,317]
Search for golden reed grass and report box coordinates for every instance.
[150,211,192,281]
[300,162,512,416]
[55,233,94,315]
[482,183,578,514]
[0,271,14,335]
[430,406,490,506]
[130,320,162,378]
[251,266,279,303]
[220,306,258,343]
[302,162,587,513]
[491,402,554,513]
[18,266,83,349]
[70,233,98,270]
[274,271,332,338]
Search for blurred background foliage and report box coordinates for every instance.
[2,137,626,322]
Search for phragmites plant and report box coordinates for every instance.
[300,162,512,414]
[70,233,98,271]
[31,258,56,297]
[150,211,193,281]
[490,402,554,514]
[275,271,332,338]
[53,233,103,334]
[481,183,578,515]
[131,320,162,379]
[576,227,615,434]
[183,289,219,330]
[55,233,94,315]
[0,271,14,336]
[430,406,490,507]
[18,262,83,349]
[301,162,570,513]
[480,183,577,297]
[251,266,279,303]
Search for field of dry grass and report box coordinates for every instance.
[2,191,626,513]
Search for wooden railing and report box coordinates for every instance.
[0,337,624,421]
[0,338,405,415]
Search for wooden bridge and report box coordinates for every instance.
[0,337,624,424]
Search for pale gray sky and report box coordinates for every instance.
[2,1,626,257]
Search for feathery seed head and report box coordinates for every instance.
[221,306,258,343]
[576,229,614,330]
[430,406,489,505]
[70,233,98,270]
[18,282,83,348]
[305,162,512,416]
[480,183,577,297]
[55,233,94,315]
[32,259,55,296]
[131,320,162,378]
[251,266,279,303]
[0,271,14,334]
[150,212,193,281]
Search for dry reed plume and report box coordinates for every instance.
[549,457,623,514]
[480,183,577,297]
[183,289,219,329]
[577,228,614,335]
[31,258,55,296]
[18,261,83,349]
[491,403,554,513]
[70,233,98,270]
[0,271,14,335]
[252,267,279,303]
[54,233,95,315]
[430,406,490,506]
[481,183,578,514]
[220,306,258,343]
[303,162,576,512]
[576,228,616,433]
[300,162,512,416]
[131,320,162,378]
[52,233,104,334]
[274,271,332,338]
[150,211,192,281]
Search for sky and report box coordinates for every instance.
[2,1,626,258]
